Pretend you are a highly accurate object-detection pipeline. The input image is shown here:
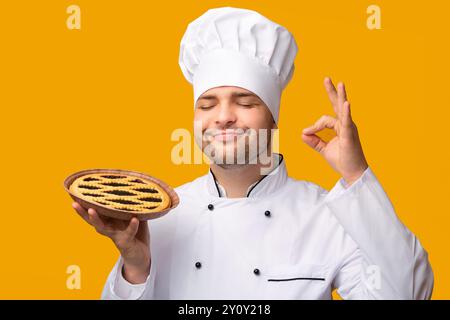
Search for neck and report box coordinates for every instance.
[210,151,277,198]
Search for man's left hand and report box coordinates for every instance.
[301,77,369,187]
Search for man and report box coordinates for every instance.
[72,7,433,299]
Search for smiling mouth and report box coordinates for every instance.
[213,132,244,142]
[207,128,248,142]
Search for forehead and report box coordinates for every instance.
[197,86,261,100]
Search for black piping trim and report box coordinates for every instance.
[209,168,222,197]
[267,277,325,282]
[246,153,284,197]
[209,153,284,198]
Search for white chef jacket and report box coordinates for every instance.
[101,154,433,300]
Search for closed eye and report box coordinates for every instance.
[198,105,215,110]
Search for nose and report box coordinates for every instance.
[215,103,237,128]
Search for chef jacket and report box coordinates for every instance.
[101,154,433,300]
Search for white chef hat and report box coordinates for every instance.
[178,7,298,124]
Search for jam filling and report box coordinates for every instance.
[82,193,104,197]
[104,190,137,196]
[139,197,162,203]
[133,188,158,193]
[101,175,127,179]
[109,199,140,205]
[78,185,101,190]
[101,182,131,187]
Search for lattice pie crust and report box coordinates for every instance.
[70,173,171,213]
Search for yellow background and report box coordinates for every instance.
[0,0,448,299]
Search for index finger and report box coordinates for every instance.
[72,202,92,225]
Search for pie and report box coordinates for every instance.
[69,173,171,213]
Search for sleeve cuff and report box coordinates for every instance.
[109,256,156,300]
[324,166,372,203]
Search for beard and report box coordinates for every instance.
[194,126,273,167]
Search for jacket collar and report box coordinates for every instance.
[206,153,288,199]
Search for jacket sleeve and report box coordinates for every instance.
[100,255,157,300]
[323,167,434,299]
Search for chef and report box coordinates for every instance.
[72,7,433,299]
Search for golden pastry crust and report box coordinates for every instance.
[69,173,171,213]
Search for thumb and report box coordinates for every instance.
[125,217,140,239]
[301,133,327,153]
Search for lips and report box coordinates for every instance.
[212,129,245,142]
[214,133,241,142]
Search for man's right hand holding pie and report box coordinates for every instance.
[72,202,151,284]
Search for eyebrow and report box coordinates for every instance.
[197,92,259,101]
